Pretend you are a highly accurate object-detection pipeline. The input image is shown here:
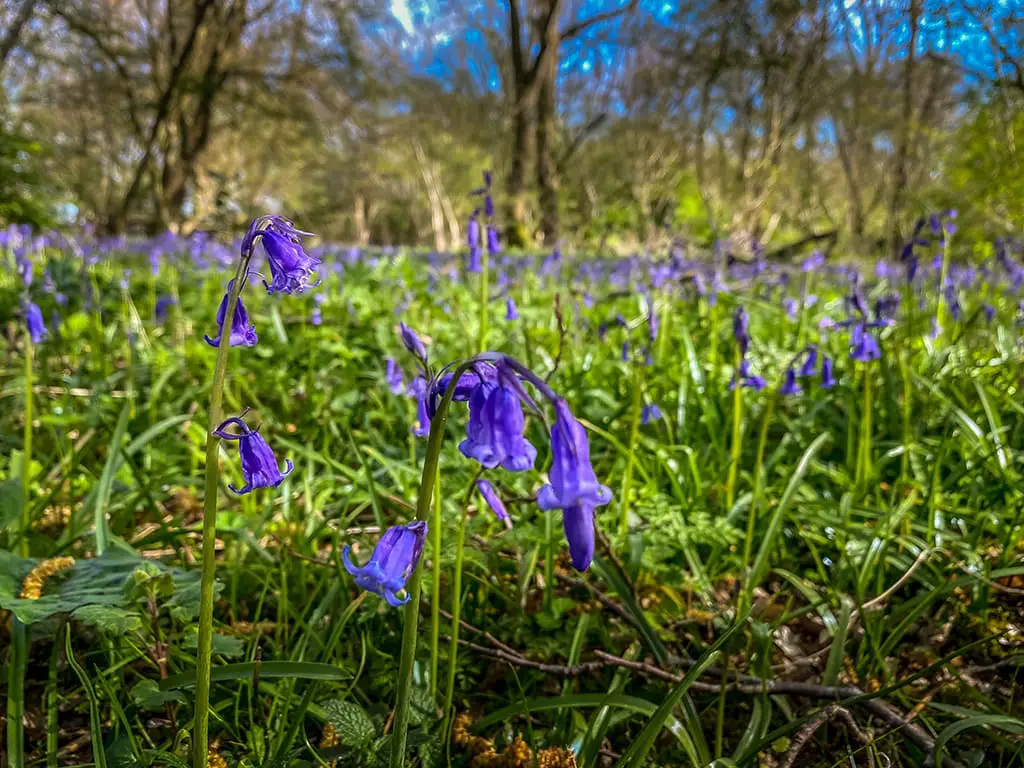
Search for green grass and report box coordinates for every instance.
[1,241,1023,768]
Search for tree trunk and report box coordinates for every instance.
[889,0,920,256]
[506,85,531,246]
[535,44,559,246]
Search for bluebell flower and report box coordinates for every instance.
[621,341,630,362]
[467,212,482,274]
[733,306,750,356]
[821,356,837,388]
[728,359,766,391]
[537,400,612,571]
[459,377,537,472]
[259,229,322,295]
[648,302,659,342]
[16,250,32,287]
[310,308,323,326]
[408,377,431,437]
[343,521,428,607]
[436,366,496,403]
[641,404,662,424]
[850,324,880,362]
[386,357,405,394]
[783,297,799,321]
[476,479,511,528]
[802,252,824,272]
[25,302,47,344]
[155,295,176,324]
[204,280,258,348]
[798,346,818,378]
[780,367,802,396]
[506,296,519,321]
[486,225,501,256]
[213,417,293,495]
[399,321,428,364]
[984,304,996,324]
[241,215,313,259]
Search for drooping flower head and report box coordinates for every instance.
[213,416,293,495]
[204,280,258,348]
[821,356,837,388]
[458,370,537,472]
[641,404,662,424]
[850,324,881,362]
[386,357,405,395]
[343,521,428,606]
[506,296,519,321]
[407,376,431,437]
[798,346,818,378]
[476,479,511,529]
[728,358,766,391]
[399,321,428,365]
[467,211,483,274]
[155,295,176,324]
[537,399,612,571]
[733,306,750,356]
[242,215,320,295]
[24,302,47,344]
[780,367,802,396]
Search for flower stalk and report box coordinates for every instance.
[193,257,249,768]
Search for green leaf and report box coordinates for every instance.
[322,699,377,748]
[160,661,350,690]
[130,680,187,711]
[934,714,1024,768]
[182,630,245,658]
[0,477,24,531]
[72,604,143,635]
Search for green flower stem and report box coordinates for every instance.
[936,235,952,336]
[390,363,474,768]
[442,504,468,723]
[429,464,442,698]
[899,349,912,488]
[21,333,33,557]
[478,248,490,354]
[618,364,643,537]
[544,504,554,611]
[7,618,28,768]
[725,346,743,511]
[857,364,873,487]
[193,263,248,768]
[739,395,778,611]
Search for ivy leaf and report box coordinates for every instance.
[322,699,377,748]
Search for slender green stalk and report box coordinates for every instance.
[543,504,554,611]
[618,365,643,537]
[725,346,743,510]
[714,653,730,759]
[390,363,473,768]
[21,335,33,557]
[442,505,469,722]
[478,246,490,353]
[194,265,248,768]
[857,365,873,487]
[429,464,442,698]
[899,350,912,487]
[7,618,28,768]
[47,630,60,768]
[935,235,952,336]
[740,395,777,610]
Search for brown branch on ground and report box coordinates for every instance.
[779,705,875,768]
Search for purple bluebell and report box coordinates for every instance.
[486,225,501,256]
[259,229,322,295]
[850,325,880,362]
[120,270,131,291]
[436,366,497,403]
[467,213,482,273]
[241,215,313,258]
[213,417,293,495]
[648,302,659,342]
[459,377,537,472]
[15,250,32,287]
[149,247,161,275]
[25,302,47,344]
[408,377,431,437]
[798,346,818,378]
[155,295,176,323]
[783,297,799,321]
[311,307,323,326]
[386,357,405,394]
[621,341,630,362]
[399,321,428,364]
[729,359,766,391]
[780,367,802,396]
[641,404,662,424]
[733,306,750,356]
[476,479,511,528]
[506,296,519,321]
[821,356,837,388]
[343,521,428,607]
[537,400,612,571]
[204,281,258,348]
[984,304,996,324]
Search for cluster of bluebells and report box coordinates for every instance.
[383,330,613,576]
[466,171,500,274]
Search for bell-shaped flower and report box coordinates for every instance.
[25,302,47,344]
[780,367,802,396]
[343,521,428,607]
[458,379,537,472]
[641,404,662,424]
[798,346,818,378]
[476,479,511,529]
[733,306,750,356]
[399,321,428,364]
[214,417,293,495]
[850,324,880,362]
[821,356,837,388]
[204,281,258,348]
[259,229,321,295]
[386,357,405,395]
[407,377,431,437]
[537,400,612,571]
[506,296,519,321]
